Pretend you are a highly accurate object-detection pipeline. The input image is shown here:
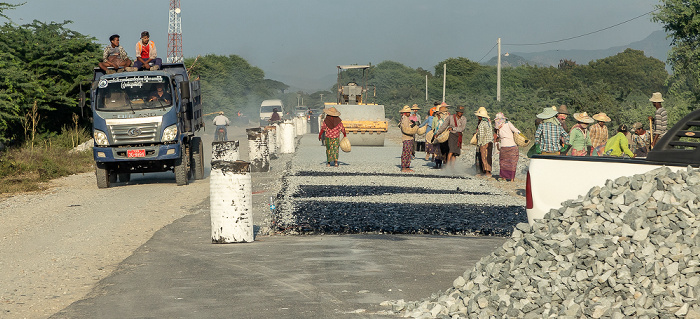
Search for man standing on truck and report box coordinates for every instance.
[590,113,611,156]
[213,112,230,141]
[133,31,162,71]
[99,34,134,74]
[631,122,651,158]
[649,92,668,148]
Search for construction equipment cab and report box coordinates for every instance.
[90,63,204,188]
[324,65,387,146]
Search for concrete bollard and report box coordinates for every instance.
[302,116,308,134]
[210,160,254,243]
[279,120,295,153]
[211,140,239,162]
[246,128,270,172]
[264,126,277,156]
[274,123,281,151]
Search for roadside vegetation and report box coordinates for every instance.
[1,0,699,194]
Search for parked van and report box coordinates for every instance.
[259,99,284,126]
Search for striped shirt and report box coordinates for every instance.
[476,119,494,146]
[654,107,668,135]
[589,124,608,148]
[535,122,569,153]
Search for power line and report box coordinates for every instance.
[477,43,498,63]
[503,9,659,46]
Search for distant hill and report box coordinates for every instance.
[485,30,672,70]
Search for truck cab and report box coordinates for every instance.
[90,63,204,188]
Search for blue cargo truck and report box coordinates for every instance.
[90,63,204,188]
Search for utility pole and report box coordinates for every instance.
[497,38,501,102]
[319,94,324,104]
[442,64,446,103]
[425,75,428,101]
[167,0,184,63]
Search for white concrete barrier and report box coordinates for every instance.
[211,140,239,162]
[279,120,295,153]
[210,160,254,243]
[246,128,270,172]
[264,126,277,156]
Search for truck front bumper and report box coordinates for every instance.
[93,144,180,163]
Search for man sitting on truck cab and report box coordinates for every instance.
[133,31,162,71]
[99,34,134,74]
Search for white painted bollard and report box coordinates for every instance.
[301,116,308,134]
[246,128,270,172]
[265,126,277,156]
[279,121,295,154]
[292,117,300,136]
[274,123,281,151]
[211,140,239,162]
[210,160,253,243]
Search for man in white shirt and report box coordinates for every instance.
[213,112,230,141]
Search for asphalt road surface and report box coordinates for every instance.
[2,122,523,318]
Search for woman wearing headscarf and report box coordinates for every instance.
[399,105,416,172]
[534,107,569,156]
[474,107,494,176]
[318,107,346,167]
[569,112,595,156]
[430,105,449,169]
[494,112,521,181]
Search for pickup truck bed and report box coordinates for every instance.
[526,108,700,224]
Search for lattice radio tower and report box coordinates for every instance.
[167,0,184,63]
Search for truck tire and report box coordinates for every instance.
[96,166,111,188]
[118,173,130,183]
[174,143,189,186]
[190,137,204,180]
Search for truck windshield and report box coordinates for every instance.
[260,106,280,113]
[96,75,173,111]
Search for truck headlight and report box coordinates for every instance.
[94,130,109,146]
[162,125,178,142]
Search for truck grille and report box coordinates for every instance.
[110,122,159,144]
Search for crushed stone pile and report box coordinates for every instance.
[383,166,700,318]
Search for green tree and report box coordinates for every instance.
[653,0,700,100]
[0,20,100,143]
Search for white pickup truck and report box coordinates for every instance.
[526,109,700,224]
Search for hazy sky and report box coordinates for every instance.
[8,0,664,89]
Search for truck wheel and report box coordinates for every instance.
[96,166,111,188]
[174,143,189,186]
[190,137,204,180]
[118,173,130,183]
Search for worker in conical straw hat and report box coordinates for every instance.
[399,105,416,172]
[410,104,423,158]
[430,104,450,168]
[648,92,667,148]
[318,107,346,167]
[589,112,611,156]
[569,112,595,156]
[473,106,494,176]
[432,105,467,167]
[534,106,569,156]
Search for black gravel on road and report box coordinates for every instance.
[276,201,526,236]
[292,185,492,198]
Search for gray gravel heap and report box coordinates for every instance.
[384,166,700,318]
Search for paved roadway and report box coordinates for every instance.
[50,128,519,318]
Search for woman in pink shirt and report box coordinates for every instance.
[318,107,346,167]
[494,112,521,182]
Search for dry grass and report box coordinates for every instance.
[0,142,93,195]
